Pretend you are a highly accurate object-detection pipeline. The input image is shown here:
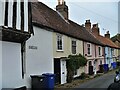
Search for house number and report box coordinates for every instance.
[29,46,38,50]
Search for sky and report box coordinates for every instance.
[38,0,119,37]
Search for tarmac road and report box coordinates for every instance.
[75,72,115,89]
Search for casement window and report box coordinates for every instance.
[98,46,102,56]
[108,47,110,55]
[57,34,63,51]
[87,43,91,55]
[72,40,76,54]
[112,49,115,56]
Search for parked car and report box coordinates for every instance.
[114,70,120,83]
[107,82,120,90]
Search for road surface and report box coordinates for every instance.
[75,72,115,89]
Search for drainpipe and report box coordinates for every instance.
[83,41,84,56]
[104,47,106,64]
[95,44,96,58]
[94,44,97,75]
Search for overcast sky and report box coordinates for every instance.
[38,0,119,37]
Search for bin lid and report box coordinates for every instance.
[30,75,45,78]
[42,73,55,77]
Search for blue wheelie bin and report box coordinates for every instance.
[42,73,55,89]
[104,64,109,72]
[111,62,117,69]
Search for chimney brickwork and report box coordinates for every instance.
[56,0,68,20]
[92,23,100,35]
[85,20,91,31]
[105,31,110,38]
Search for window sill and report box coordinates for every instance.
[71,53,77,55]
[98,55,102,57]
[56,50,64,52]
[87,55,92,57]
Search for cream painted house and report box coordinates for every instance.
[53,33,83,58]
[53,32,84,84]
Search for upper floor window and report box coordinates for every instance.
[72,40,76,54]
[108,47,110,55]
[87,43,92,55]
[57,34,63,51]
[112,49,115,56]
[98,46,102,56]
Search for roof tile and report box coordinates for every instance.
[31,2,103,46]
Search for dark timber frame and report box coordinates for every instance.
[28,2,34,34]
[4,2,8,26]
[2,1,33,43]
[0,26,31,43]
[12,1,17,29]
[21,2,24,32]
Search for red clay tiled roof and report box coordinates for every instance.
[93,33,119,49]
[31,2,103,46]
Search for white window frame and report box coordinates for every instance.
[87,43,92,56]
[112,48,115,56]
[56,34,63,51]
[98,46,102,56]
[71,39,77,54]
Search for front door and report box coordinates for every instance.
[93,60,97,75]
[54,58,61,84]
[61,60,67,84]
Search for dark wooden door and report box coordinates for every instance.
[54,58,61,84]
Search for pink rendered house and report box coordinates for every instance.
[84,20,105,75]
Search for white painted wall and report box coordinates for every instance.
[16,0,21,30]
[0,1,5,26]
[0,41,2,90]
[8,0,13,27]
[24,0,28,32]
[74,67,85,78]
[2,41,25,88]
[25,26,53,88]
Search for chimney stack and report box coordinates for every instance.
[92,23,100,35]
[105,31,110,38]
[56,0,69,20]
[85,20,91,31]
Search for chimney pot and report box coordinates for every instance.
[105,31,110,38]
[86,20,90,23]
[107,31,109,34]
[58,0,60,5]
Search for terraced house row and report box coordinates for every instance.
[0,0,120,89]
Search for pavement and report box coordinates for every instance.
[55,69,118,89]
